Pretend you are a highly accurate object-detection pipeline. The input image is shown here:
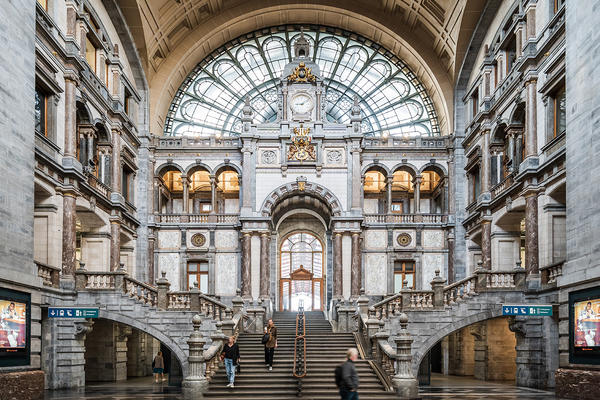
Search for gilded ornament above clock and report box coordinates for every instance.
[287,62,316,83]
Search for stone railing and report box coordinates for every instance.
[168,292,191,309]
[36,261,60,288]
[370,268,527,319]
[87,174,111,198]
[491,173,515,200]
[124,277,158,306]
[157,213,240,224]
[541,261,563,286]
[364,213,447,224]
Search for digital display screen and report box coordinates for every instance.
[574,298,600,348]
[0,300,27,352]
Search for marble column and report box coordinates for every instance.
[62,191,77,278]
[481,221,492,270]
[333,232,343,299]
[351,232,362,297]
[525,79,538,158]
[111,129,121,194]
[110,219,121,271]
[181,175,189,214]
[447,230,455,283]
[241,145,253,212]
[259,232,271,298]
[241,232,252,297]
[525,193,539,275]
[148,234,155,284]
[64,74,78,158]
[210,174,216,214]
[507,130,516,172]
[414,175,422,214]
[481,130,491,193]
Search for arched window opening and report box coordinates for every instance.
[391,170,415,214]
[216,169,239,214]
[189,169,211,214]
[363,170,387,215]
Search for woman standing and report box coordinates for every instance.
[222,336,240,388]
[152,351,166,383]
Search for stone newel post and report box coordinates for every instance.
[392,313,418,398]
[156,271,171,310]
[182,314,208,399]
[430,270,446,307]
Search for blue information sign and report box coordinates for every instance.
[502,305,553,316]
[48,307,99,318]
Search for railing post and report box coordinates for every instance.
[474,261,488,292]
[156,271,171,310]
[357,288,370,317]
[430,269,446,308]
[373,330,389,364]
[190,281,201,312]
[514,267,527,289]
[182,315,208,399]
[75,262,87,291]
[248,305,265,333]
[115,263,126,291]
[220,308,235,337]
[231,289,244,316]
[366,307,381,356]
[401,280,411,311]
[392,313,418,398]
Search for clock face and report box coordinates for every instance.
[291,93,313,114]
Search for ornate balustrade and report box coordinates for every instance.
[87,174,111,198]
[491,173,515,200]
[36,261,60,288]
[541,261,563,286]
[364,213,447,224]
[168,292,191,309]
[124,277,158,306]
[443,275,477,306]
[156,213,239,224]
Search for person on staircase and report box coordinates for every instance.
[262,326,269,365]
[222,336,240,388]
[266,319,277,371]
[338,348,360,400]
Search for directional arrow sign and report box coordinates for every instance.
[502,305,553,316]
[48,307,99,318]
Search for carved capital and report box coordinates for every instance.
[74,319,94,339]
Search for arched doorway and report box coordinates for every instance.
[279,232,324,311]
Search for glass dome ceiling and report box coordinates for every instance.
[164,26,440,137]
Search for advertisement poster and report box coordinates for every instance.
[574,298,600,348]
[0,300,27,351]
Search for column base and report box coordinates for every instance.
[392,376,420,399]
[182,376,208,399]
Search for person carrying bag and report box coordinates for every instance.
[261,326,270,365]
[221,336,240,388]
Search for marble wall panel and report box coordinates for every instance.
[365,253,387,295]
[215,253,238,296]
[215,230,238,250]
[422,253,444,289]
[158,253,181,291]
[363,199,378,214]
[342,235,352,299]
[364,229,387,250]
[422,230,444,249]
[158,231,180,250]
[251,235,260,300]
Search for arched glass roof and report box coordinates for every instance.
[164,26,440,137]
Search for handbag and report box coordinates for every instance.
[236,362,241,374]
[261,332,270,345]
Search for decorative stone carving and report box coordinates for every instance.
[327,149,342,164]
[190,233,206,248]
[74,319,94,338]
[397,233,412,247]
[261,150,277,164]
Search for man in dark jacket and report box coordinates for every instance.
[339,348,360,400]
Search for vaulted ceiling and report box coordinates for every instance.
[118,0,487,135]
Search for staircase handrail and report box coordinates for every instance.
[124,276,158,306]
[375,338,396,390]
[293,310,307,379]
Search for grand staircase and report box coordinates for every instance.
[205,311,396,399]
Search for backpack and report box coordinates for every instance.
[261,332,270,345]
[334,363,343,388]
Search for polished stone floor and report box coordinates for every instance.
[45,374,561,399]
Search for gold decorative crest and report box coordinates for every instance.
[287,62,316,83]
[288,126,316,162]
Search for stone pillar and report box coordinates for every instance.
[386,174,393,214]
[111,129,121,194]
[351,145,362,211]
[259,232,270,299]
[351,232,362,297]
[241,232,252,298]
[156,271,171,309]
[525,79,538,158]
[481,220,492,270]
[148,234,155,284]
[413,175,422,213]
[210,174,216,214]
[241,146,253,213]
[333,232,343,299]
[392,313,419,398]
[525,193,539,275]
[62,191,77,279]
[507,130,516,172]
[110,218,121,271]
[430,270,446,307]
[182,315,208,399]
[182,175,189,214]
[481,130,491,193]
[447,230,455,283]
[64,73,78,158]
[471,323,488,381]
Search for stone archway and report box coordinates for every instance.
[259,179,342,218]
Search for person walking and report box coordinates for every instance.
[152,351,166,383]
[265,319,277,371]
[222,336,240,388]
[262,326,269,365]
[336,348,360,400]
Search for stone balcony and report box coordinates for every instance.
[154,213,240,225]
[363,213,448,225]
